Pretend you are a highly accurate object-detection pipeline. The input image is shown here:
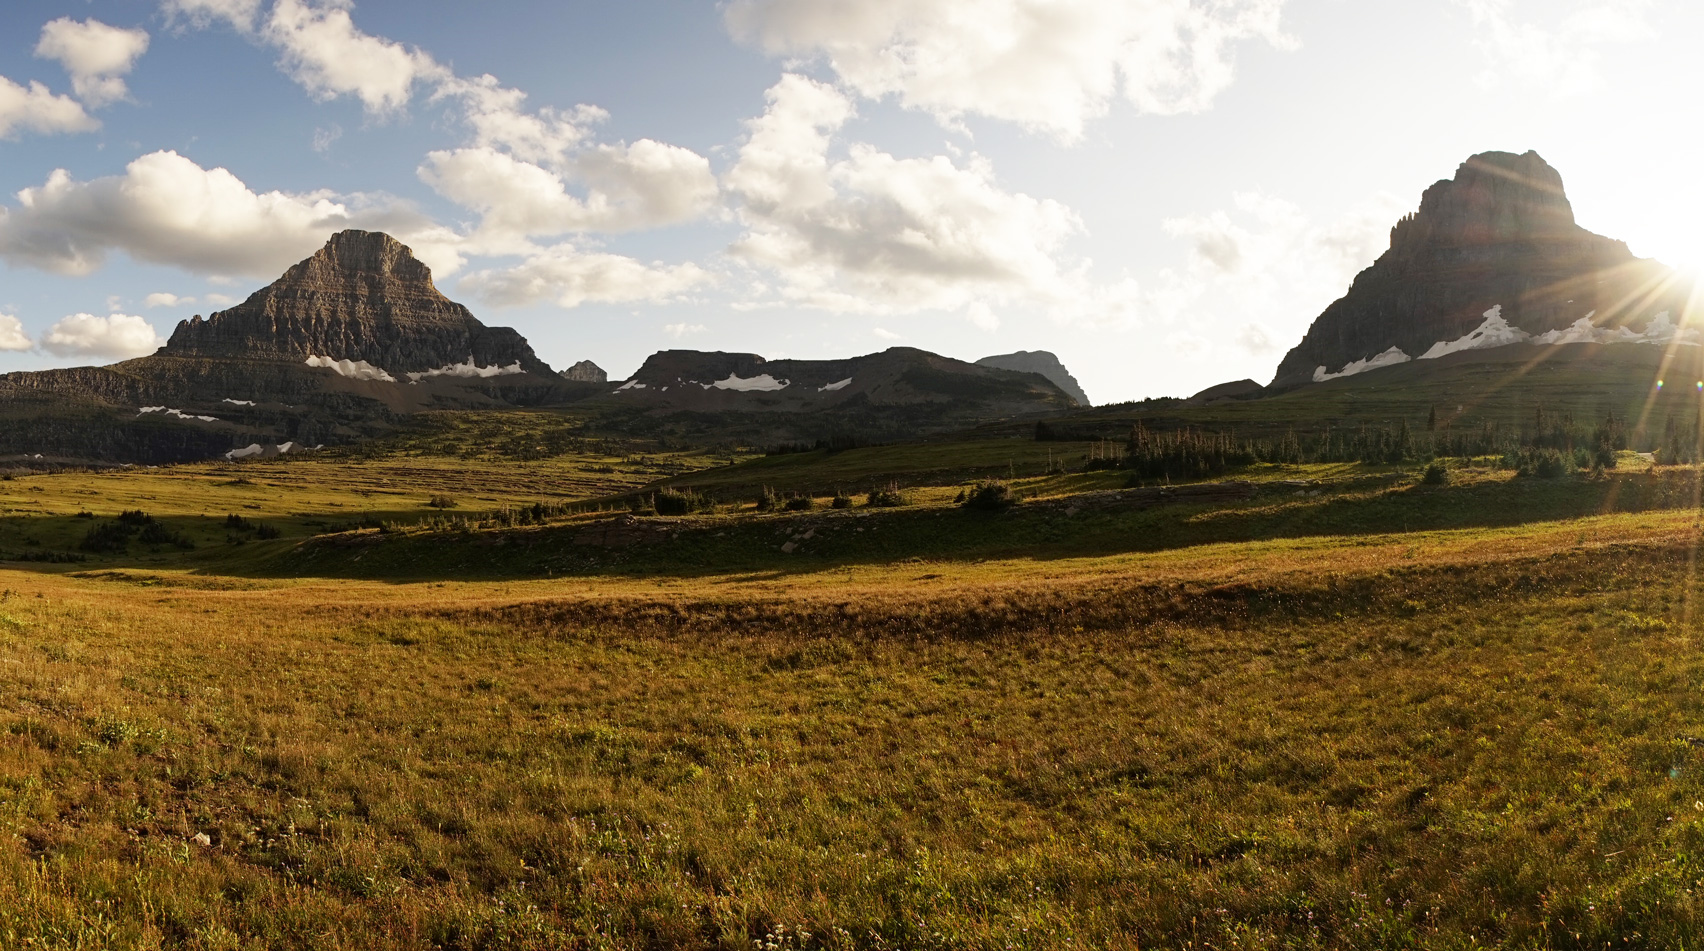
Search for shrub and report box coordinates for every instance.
[867,483,909,507]
[117,510,153,527]
[962,481,1016,511]
[138,521,195,551]
[1422,461,1449,485]
[254,523,281,540]
[755,487,778,513]
[784,495,814,512]
[831,493,853,509]
[653,488,699,516]
[79,521,135,554]
[427,494,458,509]
[225,513,251,530]
[1508,447,1570,479]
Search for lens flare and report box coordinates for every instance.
[1659,379,1667,390]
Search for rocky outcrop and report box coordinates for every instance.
[1273,151,1692,387]
[562,360,607,383]
[976,351,1089,406]
[165,230,554,377]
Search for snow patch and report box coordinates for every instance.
[713,373,789,392]
[818,378,853,392]
[1534,310,1701,347]
[140,406,219,422]
[1313,347,1411,383]
[221,399,255,406]
[224,441,318,462]
[614,379,647,392]
[1420,306,1531,359]
[405,356,526,382]
[305,355,396,382]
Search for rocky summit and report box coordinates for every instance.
[1272,151,1694,388]
[975,351,1090,406]
[166,230,553,378]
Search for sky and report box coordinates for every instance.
[0,0,1699,405]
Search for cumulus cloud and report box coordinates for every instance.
[664,322,708,338]
[725,74,1133,323]
[419,140,718,246]
[725,0,1292,139]
[144,292,193,308]
[1455,0,1653,93]
[42,313,165,359]
[0,76,96,139]
[164,0,721,253]
[0,150,447,278]
[0,314,32,352]
[35,18,150,107]
[459,243,711,309]
[264,0,446,114]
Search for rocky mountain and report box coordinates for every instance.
[1273,151,1694,388]
[590,347,1078,442]
[976,351,1090,406]
[166,230,554,378]
[0,231,572,464]
[562,360,607,383]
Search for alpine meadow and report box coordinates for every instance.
[3,2,1704,949]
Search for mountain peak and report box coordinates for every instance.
[1271,150,1681,387]
[163,231,552,377]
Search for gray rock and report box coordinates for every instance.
[165,230,555,377]
[975,350,1090,405]
[561,360,607,383]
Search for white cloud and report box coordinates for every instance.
[161,0,262,31]
[263,0,446,114]
[419,141,718,246]
[0,76,96,139]
[1455,0,1653,94]
[873,327,901,340]
[725,0,1292,139]
[42,313,165,359]
[725,74,1130,324]
[0,150,445,279]
[0,314,32,352]
[145,292,193,308]
[664,322,708,338]
[204,293,239,306]
[35,18,150,107]
[459,243,711,309]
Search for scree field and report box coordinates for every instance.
[6,429,1704,950]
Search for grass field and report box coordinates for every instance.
[6,442,1704,948]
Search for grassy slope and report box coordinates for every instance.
[9,441,1704,947]
[6,509,1704,947]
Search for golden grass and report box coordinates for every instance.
[4,500,1704,947]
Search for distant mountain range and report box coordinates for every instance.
[0,231,1085,463]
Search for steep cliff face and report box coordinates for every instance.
[975,351,1089,406]
[1272,151,1690,387]
[165,230,554,377]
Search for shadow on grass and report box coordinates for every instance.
[144,468,1704,583]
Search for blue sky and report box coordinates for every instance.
[0,0,1697,403]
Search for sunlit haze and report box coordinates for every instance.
[0,0,1699,403]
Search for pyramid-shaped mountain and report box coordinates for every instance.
[1273,151,1694,387]
[165,230,553,377]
